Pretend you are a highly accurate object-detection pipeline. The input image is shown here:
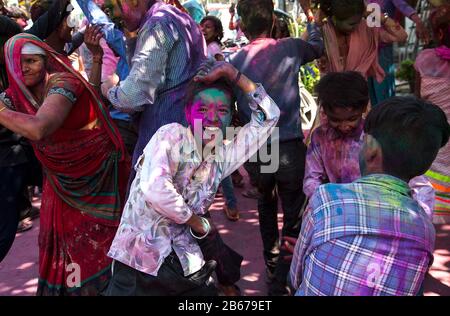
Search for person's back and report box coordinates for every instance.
[290,96,450,296]
[231,37,319,141]
[296,176,435,295]
[229,0,322,141]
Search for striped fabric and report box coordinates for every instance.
[422,77,450,220]
[290,174,435,296]
[426,170,450,218]
[415,49,450,222]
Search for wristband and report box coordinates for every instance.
[190,217,211,240]
[0,106,6,113]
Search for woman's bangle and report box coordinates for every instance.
[190,217,211,240]
[0,106,7,113]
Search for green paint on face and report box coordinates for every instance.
[188,88,233,141]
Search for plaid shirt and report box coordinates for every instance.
[290,174,435,296]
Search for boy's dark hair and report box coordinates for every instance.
[320,0,365,20]
[272,17,291,39]
[364,96,450,181]
[237,0,274,39]
[200,16,224,44]
[185,79,236,114]
[315,71,369,112]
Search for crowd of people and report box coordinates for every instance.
[0,0,449,297]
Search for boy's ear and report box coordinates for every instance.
[364,135,384,171]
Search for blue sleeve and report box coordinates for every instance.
[293,22,324,65]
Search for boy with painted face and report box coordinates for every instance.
[106,60,280,295]
[303,71,435,217]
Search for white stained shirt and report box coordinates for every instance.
[108,84,280,277]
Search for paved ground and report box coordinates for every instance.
[1,170,449,296]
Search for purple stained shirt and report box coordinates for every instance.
[290,174,435,296]
[303,120,435,217]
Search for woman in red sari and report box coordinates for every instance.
[0,33,129,295]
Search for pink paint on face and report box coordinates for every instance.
[186,88,232,145]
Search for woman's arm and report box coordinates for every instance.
[379,16,408,44]
[84,24,104,91]
[0,93,72,141]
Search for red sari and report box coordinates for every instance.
[4,33,130,295]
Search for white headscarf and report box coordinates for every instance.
[21,42,46,55]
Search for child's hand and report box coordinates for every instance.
[280,236,298,262]
[282,236,298,254]
[194,59,237,85]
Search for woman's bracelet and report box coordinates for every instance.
[190,217,211,240]
[0,106,7,113]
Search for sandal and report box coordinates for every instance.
[218,284,242,296]
[224,205,240,221]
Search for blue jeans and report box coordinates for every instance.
[221,176,237,209]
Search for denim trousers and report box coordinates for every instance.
[221,176,237,209]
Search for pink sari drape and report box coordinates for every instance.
[322,20,385,82]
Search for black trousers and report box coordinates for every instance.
[105,253,218,296]
[0,158,41,262]
[198,213,243,286]
[112,118,138,157]
[255,139,306,294]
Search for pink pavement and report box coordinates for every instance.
[1,169,449,296]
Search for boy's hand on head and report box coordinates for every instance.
[194,60,237,85]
